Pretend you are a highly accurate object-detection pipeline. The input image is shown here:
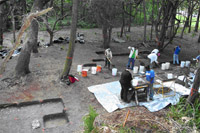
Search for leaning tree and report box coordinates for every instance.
[15,0,50,77]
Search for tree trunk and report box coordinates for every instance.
[128,1,132,32]
[120,2,125,37]
[194,7,200,32]
[11,6,16,43]
[0,4,3,45]
[102,24,110,49]
[21,0,26,14]
[61,0,64,19]
[143,0,147,42]
[187,68,200,103]
[15,0,50,77]
[188,0,194,33]
[180,0,191,38]
[60,0,78,79]
[150,0,154,40]
[198,34,200,43]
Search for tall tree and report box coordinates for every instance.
[91,0,122,49]
[0,3,3,46]
[194,6,200,32]
[60,0,78,79]
[15,0,50,77]
[143,0,147,42]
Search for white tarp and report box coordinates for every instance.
[88,81,183,113]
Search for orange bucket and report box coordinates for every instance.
[96,65,102,72]
[82,70,87,77]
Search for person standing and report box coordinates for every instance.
[145,65,155,101]
[127,46,138,70]
[104,48,112,70]
[173,45,181,65]
[119,68,134,103]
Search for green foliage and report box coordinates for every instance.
[0,45,3,50]
[168,97,200,130]
[83,106,99,133]
[77,20,97,29]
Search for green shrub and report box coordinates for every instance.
[83,106,98,133]
[77,20,97,29]
[168,97,200,130]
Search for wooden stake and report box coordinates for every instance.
[123,109,130,127]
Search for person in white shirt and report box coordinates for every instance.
[104,48,112,70]
[148,49,160,68]
[127,46,138,70]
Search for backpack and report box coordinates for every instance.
[68,75,79,83]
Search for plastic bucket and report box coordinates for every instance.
[77,65,82,72]
[96,65,102,72]
[185,61,190,67]
[180,61,185,68]
[165,62,170,70]
[133,66,138,73]
[82,69,88,77]
[161,63,166,70]
[167,73,173,79]
[139,66,144,73]
[91,67,97,74]
[112,68,118,76]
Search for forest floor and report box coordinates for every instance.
[0,26,199,132]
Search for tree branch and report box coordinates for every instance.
[0,7,53,74]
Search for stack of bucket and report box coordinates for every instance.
[161,62,170,70]
[180,61,190,68]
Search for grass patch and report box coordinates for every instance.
[168,97,200,130]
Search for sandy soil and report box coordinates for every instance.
[0,26,199,132]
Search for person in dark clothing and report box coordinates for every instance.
[119,68,134,103]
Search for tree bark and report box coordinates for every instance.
[120,2,125,37]
[180,0,191,38]
[11,5,16,43]
[60,0,78,78]
[143,0,147,42]
[0,4,3,45]
[187,67,200,103]
[128,1,132,32]
[102,24,109,49]
[150,0,154,40]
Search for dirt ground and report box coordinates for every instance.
[0,26,199,132]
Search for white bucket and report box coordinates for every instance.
[77,65,82,72]
[112,68,118,76]
[133,66,138,73]
[167,73,173,79]
[139,66,144,73]
[161,63,166,70]
[185,61,190,67]
[165,62,170,70]
[91,67,97,74]
[180,61,185,68]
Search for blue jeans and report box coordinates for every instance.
[127,58,135,70]
[148,84,154,99]
[173,54,179,64]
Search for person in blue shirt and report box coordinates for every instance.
[173,45,181,65]
[145,65,155,100]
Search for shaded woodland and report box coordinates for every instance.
[0,0,200,132]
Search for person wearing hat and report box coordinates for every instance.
[104,48,112,70]
[127,46,138,70]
